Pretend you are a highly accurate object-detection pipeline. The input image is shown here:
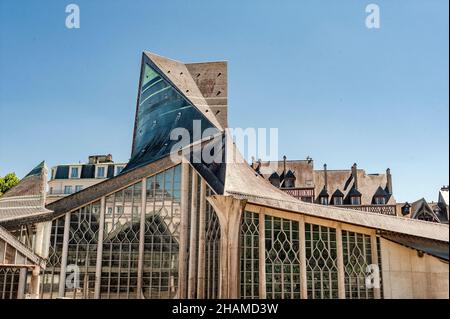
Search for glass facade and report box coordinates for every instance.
[265,216,301,299]
[142,166,181,298]
[240,211,259,299]
[305,223,338,299]
[342,231,373,299]
[101,183,141,299]
[23,164,228,300]
[65,201,101,299]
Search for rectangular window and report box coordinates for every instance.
[375,197,385,205]
[64,186,72,194]
[70,167,79,178]
[334,197,343,205]
[351,197,361,205]
[320,197,328,205]
[97,166,105,178]
[115,166,124,175]
[75,185,83,192]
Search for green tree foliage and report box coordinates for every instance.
[0,173,20,197]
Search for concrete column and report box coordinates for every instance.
[58,211,71,297]
[34,221,52,259]
[258,212,266,298]
[196,179,207,298]
[336,225,346,299]
[17,267,27,299]
[178,162,190,298]
[30,266,41,299]
[298,216,307,299]
[207,195,247,299]
[94,196,106,299]
[371,234,381,299]
[137,178,147,298]
[187,172,198,298]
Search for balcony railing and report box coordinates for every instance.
[336,205,397,216]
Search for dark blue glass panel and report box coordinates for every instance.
[123,56,218,173]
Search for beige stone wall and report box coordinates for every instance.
[380,238,449,299]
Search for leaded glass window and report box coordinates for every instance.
[342,231,373,299]
[40,217,65,299]
[0,268,21,299]
[101,183,141,299]
[265,216,301,299]
[65,201,101,299]
[142,166,181,298]
[305,223,338,299]
[204,186,221,299]
[240,211,259,299]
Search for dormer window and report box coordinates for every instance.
[347,187,362,206]
[96,166,106,178]
[70,166,80,179]
[282,170,296,188]
[334,196,343,205]
[331,189,344,205]
[401,203,411,216]
[318,187,329,205]
[372,186,388,205]
[268,172,280,188]
[350,196,361,205]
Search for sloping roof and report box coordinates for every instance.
[332,189,345,197]
[0,161,52,226]
[220,134,448,243]
[373,186,389,198]
[347,187,362,197]
[144,52,224,131]
[318,187,329,197]
[380,231,448,260]
[314,169,394,205]
[0,225,46,268]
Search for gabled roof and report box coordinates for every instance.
[318,187,329,197]
[332,189,345,197]
[347,186,362,197]
[285,170,296,179]
[269,172,280,180]
[373,186,389,198]
[0,161,52,228]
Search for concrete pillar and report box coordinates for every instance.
[207,195,247,299]
[94,196,106,299]
[336,225,346,299]
[137,178,147,298]
[298,216,308,299]
[187,172,198,298]
[371,234,381,299]
[196,179,207,298]
[29,266,41,299]
[258,212,266,298]
[17,267,27,299]
[178,162,190,298]
[58,211,71,297]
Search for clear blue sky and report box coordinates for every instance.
[0,0,448,202]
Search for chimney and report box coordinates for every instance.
[324,163,328,191]
[351,163,358,190]
[283,155,287,176]
[386,168,393,195]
